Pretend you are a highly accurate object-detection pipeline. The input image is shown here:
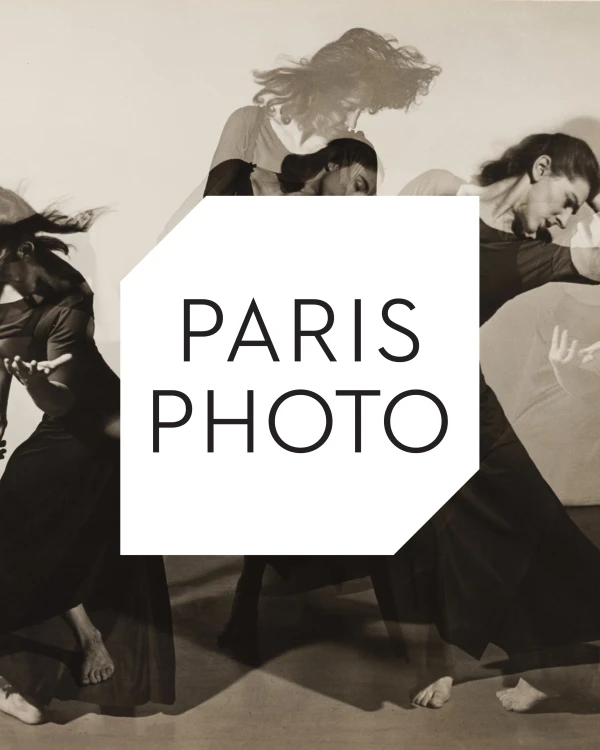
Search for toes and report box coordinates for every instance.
[413,689,432,707]
[498,694,516,711]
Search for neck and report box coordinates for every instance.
[269,111,327,152]
[477,175,530,233]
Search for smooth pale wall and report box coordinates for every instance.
[2,0,600,487]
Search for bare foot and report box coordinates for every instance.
[0,678,44,725]
[496,678,548,712]
[412,676,453,708]
[81,635,115,686]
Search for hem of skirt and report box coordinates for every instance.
[49,693,177,708]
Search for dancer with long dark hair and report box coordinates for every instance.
[372,133,600,712]
[204,137,378,196]
[0,189,175,723]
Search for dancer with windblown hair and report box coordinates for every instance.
[0,189,175,724]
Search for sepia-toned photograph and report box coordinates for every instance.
[1,0,600,747]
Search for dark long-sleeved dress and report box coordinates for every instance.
[373,170,600,660]
[0,266,175,707]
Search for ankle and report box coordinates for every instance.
[78,627,103,650]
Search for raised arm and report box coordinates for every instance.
[569,202,600,281]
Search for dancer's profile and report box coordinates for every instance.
[372,133,600,712]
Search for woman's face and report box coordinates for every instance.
[318,162,377,196]
[514,159,590,238]
[0,242,34,287]
[339,96,363,131]
[321,93,365,137]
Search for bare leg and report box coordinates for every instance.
[0,676,44,725]
[218,556,266,666]
[369,560,454,709]
[411,625,455,708]
[64,604,114,686]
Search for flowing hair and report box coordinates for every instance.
[0,205,106,298]
[253,28,441,136]
[0,207,105,256]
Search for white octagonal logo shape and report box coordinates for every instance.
[121,196,479,555]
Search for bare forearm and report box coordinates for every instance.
[26,379,75,417]
[571,202,600,281]
[571,245,600,281]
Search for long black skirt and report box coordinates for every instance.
[0,416,175,706]
[373,376,600,660]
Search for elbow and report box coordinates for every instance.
[46,403,74,418]
[46,389,76,418]
[571,246,600,281]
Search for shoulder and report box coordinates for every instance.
[223,106,264,130]
[399,169,465,197]
[41,284,94,322]
[212,106,266,167]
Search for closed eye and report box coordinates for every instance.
[353,176,368,193]
[566,193,581,213]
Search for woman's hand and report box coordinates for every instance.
[3,354,75,417]
[3,354,72,388]
[549,325,578,369]
[578,340,600,376]
[549,325,600,396]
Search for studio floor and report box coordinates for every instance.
[2,554,600,749]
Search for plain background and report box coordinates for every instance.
[2,0,600,492]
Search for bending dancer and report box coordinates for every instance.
[372,133,600,712]
[215,139,378,665]
[204,137,378,197]
[161,28,440,232]
[0,189,175,723]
